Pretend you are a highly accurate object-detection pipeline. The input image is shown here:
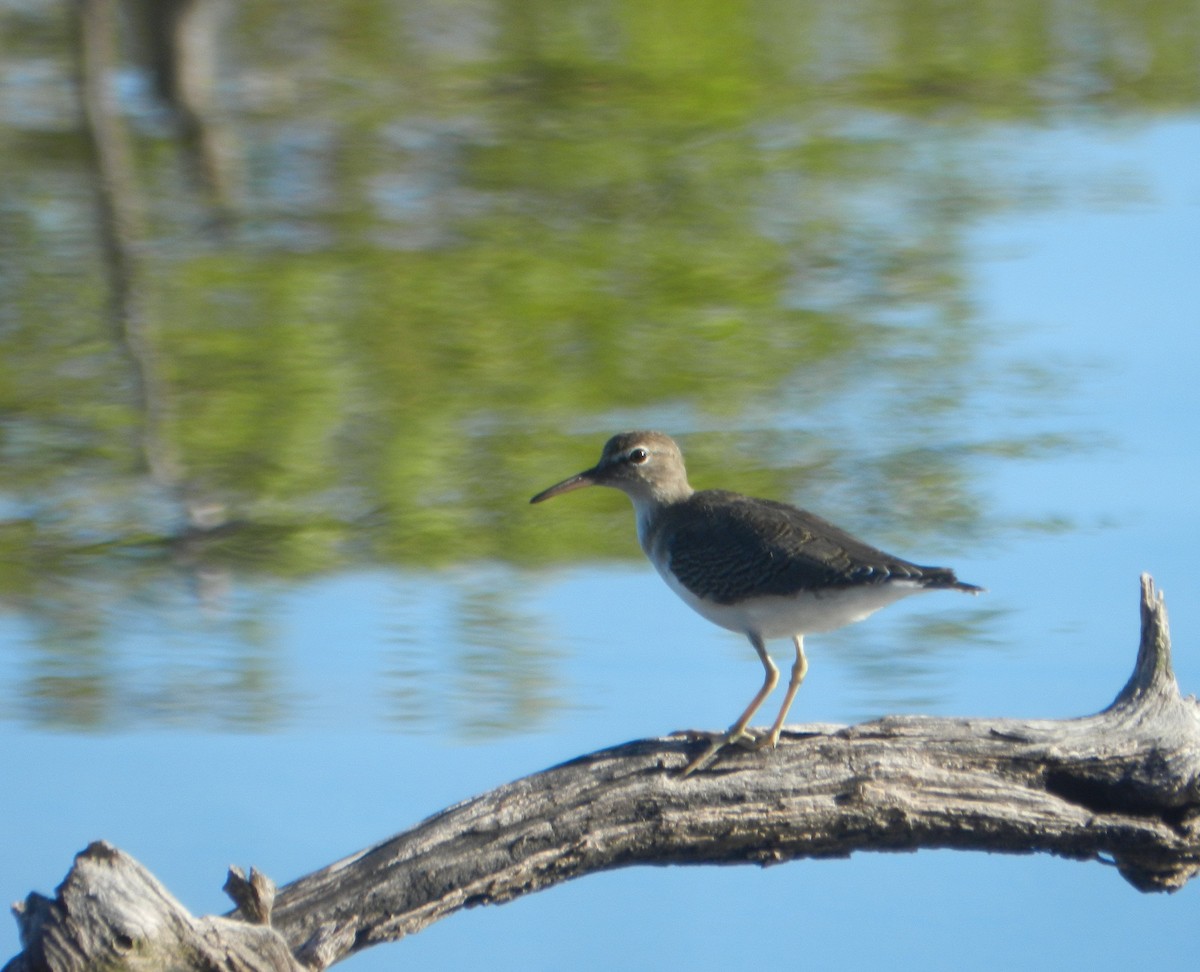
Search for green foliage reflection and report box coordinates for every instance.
[0,0,1190,729]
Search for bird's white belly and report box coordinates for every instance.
[656,562,927,639]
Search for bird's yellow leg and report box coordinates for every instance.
[680,635,777,777]
[758,635,807,751]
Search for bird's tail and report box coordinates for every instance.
[921,567,985,594]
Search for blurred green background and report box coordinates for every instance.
[9,0,1188,718]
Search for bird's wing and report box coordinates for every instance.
[663,491,937,605]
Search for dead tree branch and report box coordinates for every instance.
[7,575,1200,972]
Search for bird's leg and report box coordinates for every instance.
[680,634,777,777]
[757,635,807,750]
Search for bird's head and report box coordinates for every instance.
[530,431,693,507]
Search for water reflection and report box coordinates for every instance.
[1,0,1190,730]
[836,604,1011,717]
[380,570,565,738]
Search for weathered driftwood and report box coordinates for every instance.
[7,575,1200,972]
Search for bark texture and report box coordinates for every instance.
[8,575,1200,972]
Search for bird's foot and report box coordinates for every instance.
[677,727,758,778]
[752,727,784,751]
[673,727,757,745]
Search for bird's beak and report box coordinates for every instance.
[530,467,599,504]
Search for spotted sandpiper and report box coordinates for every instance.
[531,430,982,776]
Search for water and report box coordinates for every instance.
[2,3,1200,969]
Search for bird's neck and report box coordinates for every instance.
[627,484,692,555]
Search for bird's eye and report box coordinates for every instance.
[629,448,649,464]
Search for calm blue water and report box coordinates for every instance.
[3,117,1199,970]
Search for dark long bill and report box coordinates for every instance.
[529,469,597,504]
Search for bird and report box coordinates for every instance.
[530,430,983,776]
